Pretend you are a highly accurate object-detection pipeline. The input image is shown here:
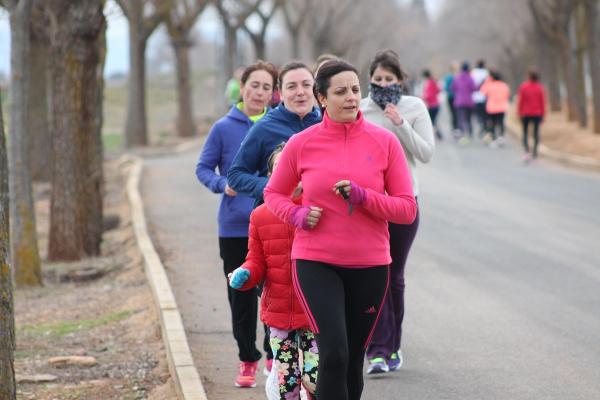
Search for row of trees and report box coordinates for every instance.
[120,0,409,146]
[528,0,600,133]
[1,0,105,395]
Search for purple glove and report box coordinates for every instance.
[290,205,311,230]
[348,181,367,205]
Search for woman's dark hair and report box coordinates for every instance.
[422,69,432,79]
[267,142,286,175]
[240,60,278,89]
[528,67,540,82]
[368,50,407,82]
[461,61,470,72]
[314,59,358,102]
[490,70,502,81]
[278,61,314,89]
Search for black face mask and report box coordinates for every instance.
[369,83,402,110]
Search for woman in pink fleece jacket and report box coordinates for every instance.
[264,60,417,400]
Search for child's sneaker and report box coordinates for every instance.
[366,357,389,374]
[388,350,403,371]
[263,358,273,376]
[235,361,258,388]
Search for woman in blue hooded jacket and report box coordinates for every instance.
[227,61,322,205]
[195,60,278,389]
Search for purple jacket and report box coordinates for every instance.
[451,71,476,107]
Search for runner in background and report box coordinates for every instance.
[195,61,278,389]
[361,50,434,375]
[422,69,443,141]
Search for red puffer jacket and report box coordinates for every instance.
[239,203,308,330]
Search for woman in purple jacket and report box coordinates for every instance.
[195,61,278,389]
[451,62,476,141]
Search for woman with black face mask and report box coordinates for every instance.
[360,50,435,375]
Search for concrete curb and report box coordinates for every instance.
[505,117,600,172]
[124,155,208,400]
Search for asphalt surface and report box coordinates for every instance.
[142,134,600,400]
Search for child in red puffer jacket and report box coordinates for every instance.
[229,144,318,400]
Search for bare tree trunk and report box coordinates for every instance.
[535,24,561,111]
[243,1,279,61]
[224,25,237,89]
[291,29,300,59]
[559,37,581,123]
[282,0,311,59]
[87,10,106,257]
[7,0,42,287]
[28,5,51,182]
[125,14,148,147]
[216,0,262,110]
[0,88,17,400]
[585,0,600,133]
[574,5,588,128]
[164,0,208,138]
[116,0,168,148]
[246,32,266,59]
[46,0,105,261]
[545,44,562,112]
[172,39,196,137]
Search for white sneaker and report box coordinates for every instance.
[497,136,506,146]
[265,365,279,400]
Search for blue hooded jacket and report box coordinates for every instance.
[195,105,259,237]
[227,102,321,204]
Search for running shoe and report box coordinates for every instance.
[388,350,404,371]
[367,357,389,374]
[263,357,273,376]
[235,361,258,388]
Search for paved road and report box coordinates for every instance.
[142,135,600,400]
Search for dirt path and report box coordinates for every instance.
[14,160,176,400]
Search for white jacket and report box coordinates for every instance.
[360,95,435,197]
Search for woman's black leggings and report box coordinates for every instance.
[293,260,389,400]
[522,116,542,157]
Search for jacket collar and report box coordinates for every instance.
[275,102,321,124]
[228,104,254,123]
[321,109,365,136]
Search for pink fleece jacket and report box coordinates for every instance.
[264,111,417,267]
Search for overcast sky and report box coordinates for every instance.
[0,0,445,77]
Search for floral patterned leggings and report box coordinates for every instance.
[266,327,319,400]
